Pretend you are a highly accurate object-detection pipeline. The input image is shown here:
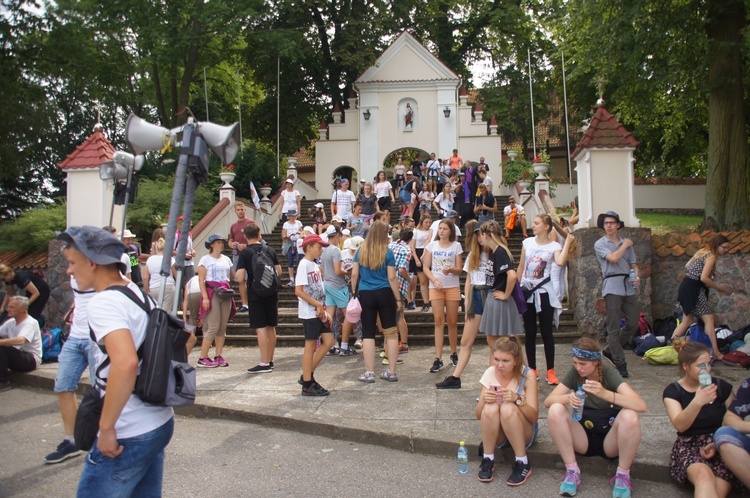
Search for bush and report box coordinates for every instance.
[0,201,67,252]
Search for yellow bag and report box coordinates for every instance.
[643,345,679,365]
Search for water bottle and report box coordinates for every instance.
[571,386,586,421]
[629,269,639,288]
[457,441,469,474]
[699,363,712,389]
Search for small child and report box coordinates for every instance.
[295,234,335,396]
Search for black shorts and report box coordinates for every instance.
[248,296,279,329]
[359,287,398,339]
[580,424,617,459]
[377,197,391,211]
[413,248,424,273]
[302,318,331,340]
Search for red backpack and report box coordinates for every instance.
[638,312,653,336]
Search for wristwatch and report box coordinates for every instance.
[515,394,526,406]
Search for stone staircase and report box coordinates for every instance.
[211,195,580,346]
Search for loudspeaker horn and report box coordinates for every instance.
[99,160,129,181]
[125,114,173,156]
[198,121,241,165]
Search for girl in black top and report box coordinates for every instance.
[663,341,737,495]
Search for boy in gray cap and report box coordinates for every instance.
[58,226,173,496]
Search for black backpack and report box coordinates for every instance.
[250,245,279,297]
[104,286,195,406]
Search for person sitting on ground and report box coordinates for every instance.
[0,264,50,327]
[503,197,528,238]
[545,337,647,498]
[0,296,41,392]
[663,341,737,497]
[476,335,538,486]
[714,375,750,490]
[308,202,328,235]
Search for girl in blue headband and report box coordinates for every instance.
[544,338,647,498]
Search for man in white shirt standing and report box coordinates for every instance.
[0,295,42,392]
[58,226,173,496]
[331,178,357,223]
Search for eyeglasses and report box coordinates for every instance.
[603,221,617,226]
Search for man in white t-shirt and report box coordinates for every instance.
[430,210,462,239]
[58,226,173,496]
[0,295,41,391]
[331,179,357,222]
[503,197,528,238]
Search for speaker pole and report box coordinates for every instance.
[119,165,134,240]
[172,173,198,316]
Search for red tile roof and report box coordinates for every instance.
[58,129,116,170]
[0,250,49,269]
[652,230,750,258]
[292,146,315,169]
[572,106,639,159]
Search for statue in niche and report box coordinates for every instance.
[404,103,413,130]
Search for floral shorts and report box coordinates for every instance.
[669,433,738,486]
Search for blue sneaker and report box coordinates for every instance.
[611,474,632,498]
[559,470,581,496]
[44,440,84,464]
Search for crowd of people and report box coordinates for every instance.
[0,156,747,496]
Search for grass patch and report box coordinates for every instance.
[638,213,703,235]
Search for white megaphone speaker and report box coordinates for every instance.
[198,121,241,165]
[99,160,129,182]
[125,114,173,156]
[113,151,145,172]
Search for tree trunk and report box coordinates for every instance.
[704,0,748,230]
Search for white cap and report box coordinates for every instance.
[341,229,351,236]
[325,225,339,236]
[349,236,364,250]
[302,226,314,234]
[285,179,294,184]
[315,202,324,209]
[332,215,344,223]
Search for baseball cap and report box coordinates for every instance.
[287,210,298,216]
[341,178,349,185]
[302,226,315,235]
[204,233,227,249]
[302,234,330,248]
[332,215,344,223]
[285,179,294,184]
[406,171,413,175]
[445,210,458,218]
[349,236,364,250]
[57,226,127,274]
[341,229,351,236]
[326,225,340,236]
[315,202,324,209]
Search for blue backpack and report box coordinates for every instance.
[688,323,713,350]
[42,327,65,363]
[399,180,415,204]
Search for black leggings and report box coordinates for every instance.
[359,287,398,339]
[523,292,555,370]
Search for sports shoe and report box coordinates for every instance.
[546,368,560,385]
[339,347,358,356]
[237,305,248,312]
[436,375,462,389]
[379,350,387,358]
[301,383,330,396]
[429,358,444,373]
[611,474,632,498]
[507,460,532,486]
[353,339,363,349]
[421,304,431,312]
[44,440,84,464]
[380,370,398,382]
[326,346,340,356]
[450,352,459,367]
[197,357,219,368]
[358,371,375,383]
[399,343,410,354]
[382,356,404,365]
[269,361,274,369]
[405,301,417,310]
[530,369,539,380]
[478,457,495,482]
[298,374,315,385]
[286,279,295,287]
[559,470,581,496]
[214,355,229,367]
[246,364,273,374]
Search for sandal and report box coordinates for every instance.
[358,371,375,383]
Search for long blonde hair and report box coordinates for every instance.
[465,220,484,271]
[359,221,389,269]
[480,221,513,263]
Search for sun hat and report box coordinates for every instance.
[204,233,227,249]
[57,226,127,274]
[597,211,624,230]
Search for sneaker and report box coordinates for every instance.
[478,457,495,482]
[507,460,532,486]
[450,352,459,367]
[421,304,431,312]
[44,440,84,464]
[339,347,358,356]
[237,305,248,312]
[405,301,417,310]
[301,383,330,396]
[269,361,274,369]
[214,355,229,367]
[546,368,560,385]
[530,369,539,380]
[380,370,398,382]
[298,374,315,386]
[399,343,410,354]
[353,339,363,349]
[326,346,340,356]
[616,364,629,378]
[246,364,273,374]
[197,357,219,368]
[358,371,375,383]
[611,474,632,498]
[286,279,295,287]
[429,358,445,373]
[379,350,387,358]
[436,375,462,389]
[382,357,404,365]
[560,470,581,496]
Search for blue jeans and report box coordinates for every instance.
[77,418,174,498]
[714,426,750,452]
[54,337,95,392]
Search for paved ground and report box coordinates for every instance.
[0,388,694,497]
[7,343,750,492]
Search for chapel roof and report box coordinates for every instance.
[571,106,639,159]
[58,126,116,170]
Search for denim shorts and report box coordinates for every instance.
[325,286,350,308]
[77,418,174,498]
[54,337,95,393]
[497,421,539,450]
[472,289,485,316]
[714,426,750,452]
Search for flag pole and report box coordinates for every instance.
[562,51,573,192]
[527,48,537,158]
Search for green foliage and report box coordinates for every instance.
[637,213,703,235]
[228,142,282,200]
[502,159,534,186]
[0,202,67,252]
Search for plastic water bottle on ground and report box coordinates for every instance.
[629,269,639,288]
[571,386,586,421]
[457,441,468,474]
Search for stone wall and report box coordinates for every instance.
[46,240,73,329]
[568,227,652,337]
